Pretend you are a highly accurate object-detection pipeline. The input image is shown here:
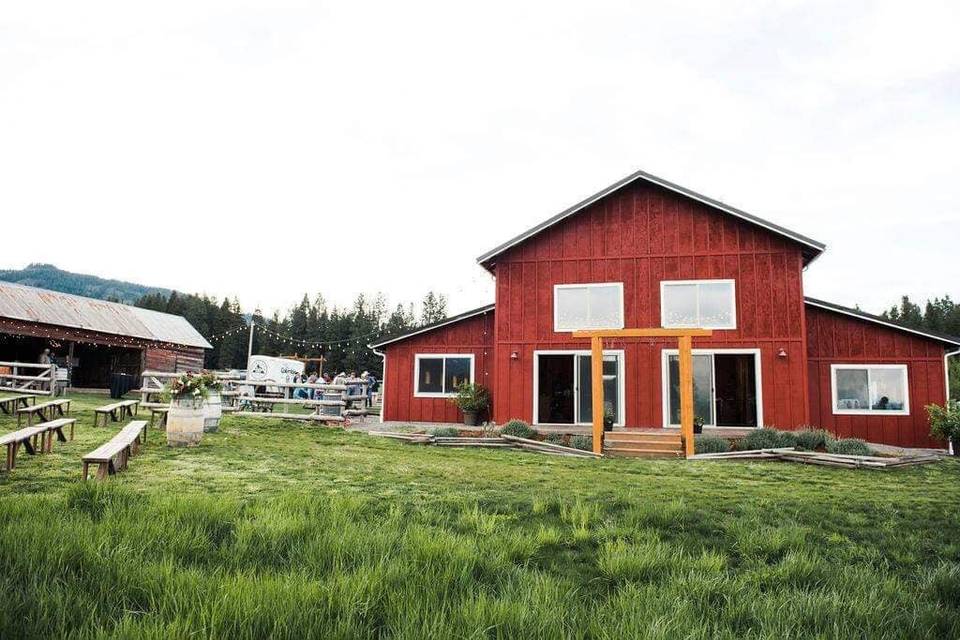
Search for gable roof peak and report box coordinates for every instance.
[477,167,826,268]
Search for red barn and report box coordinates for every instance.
[371,169,959,448]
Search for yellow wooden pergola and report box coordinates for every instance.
[571,328,713,458]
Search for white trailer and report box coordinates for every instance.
[243,356,305,394]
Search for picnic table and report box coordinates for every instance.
[16,399,71,427]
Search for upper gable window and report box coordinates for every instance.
[554,283,624,332]
[661,280,736,329]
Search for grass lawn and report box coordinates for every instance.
[2,393,960,638]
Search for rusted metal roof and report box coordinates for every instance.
[0,281,212,349]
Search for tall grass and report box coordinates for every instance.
[0,394,959,637]
[2,482,958,638]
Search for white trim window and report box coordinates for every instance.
[554,283,624,332]
[414,354,475,397]
[660,279,736,329]
[831,364,910,415]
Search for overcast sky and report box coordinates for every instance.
[2,1,957,318]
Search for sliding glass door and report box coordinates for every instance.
[535,352,623,425]
[665,350,760,428]
[667,354,714,426]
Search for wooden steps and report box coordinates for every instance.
[604,431,684,458]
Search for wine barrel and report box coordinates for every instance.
[203,392,222,432]
[167,398,204,447]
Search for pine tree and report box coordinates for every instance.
[420,291,448,325]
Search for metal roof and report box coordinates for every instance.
[0,281,212,349]
[477,168,827,268]
[369,303,495,349]
[805,297,960,347]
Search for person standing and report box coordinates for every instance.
[361,371,377,408]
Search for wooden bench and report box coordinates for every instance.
[1,425,48,471]
[0,394,35,415]
[36,418,76,448]
[16,399,71,427]
[1,418,76,470]
[82,420,148,480]
[93,400,140,427]
[149,406,169,429]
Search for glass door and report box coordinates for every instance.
[666,352,759,427]
[667,354,714,426]
[576,355,621,425]
[536,354,575,424]
[535,353,623,425]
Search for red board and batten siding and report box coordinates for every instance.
[490,180,810,428]
[381,311,495,423]
[806,304,947,448]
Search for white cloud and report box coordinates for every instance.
[1,0,957,317]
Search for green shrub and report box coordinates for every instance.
[927,401,960,443]
[501,419,537,439]
[742,428,788,450]
[570,435,593,451]
[430,427,461,438]
[778,430,799,448]
[794,428,833,451]
[826,438,873,456]
[451,382,490,413]
[544,433,566,445]
[695,435,730,454]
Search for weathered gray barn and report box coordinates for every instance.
[0,282,211,388]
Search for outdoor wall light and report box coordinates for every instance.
[510,351,519,360]
[777,348,788,358]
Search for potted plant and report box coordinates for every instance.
[198,372,223,433]
[451,382,489,426]
[693,415,704,435]
[164,372,211,447]
[603,407,615,431]
[927,401,960,456]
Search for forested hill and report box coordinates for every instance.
[0,263,171,303]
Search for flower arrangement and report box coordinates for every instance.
[164,371,221,402]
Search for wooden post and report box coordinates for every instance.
[590,336,604,455]
[572,327,711,460]
[678,335,695,458]
[67,341,75,391]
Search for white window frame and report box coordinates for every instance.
[531,349,626,427]
[413,354,476,398]
[660,348,763,429]
[830,364,910,416]
[553,282,625,333]
[660,279,737,330]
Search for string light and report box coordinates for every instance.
[0,320,203,351]
[253,324,382,348]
